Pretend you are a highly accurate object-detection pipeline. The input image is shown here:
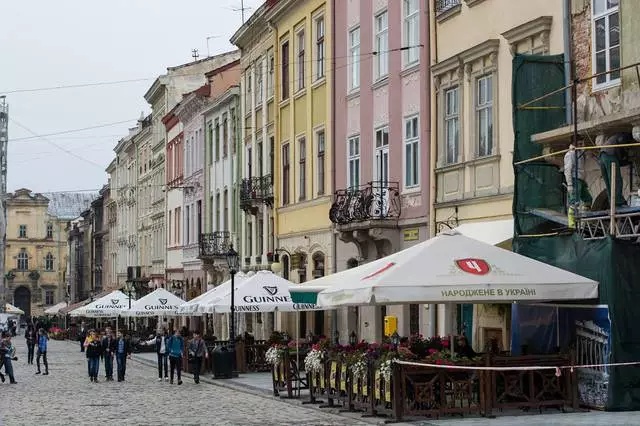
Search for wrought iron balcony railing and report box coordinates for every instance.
[198,231,232,259]
[240,175,274,214]
[329,181,401,225]
[436,0,461,15]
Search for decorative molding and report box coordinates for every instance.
[501,16,553,56]
[459,39,500,65]
[465,0,489,7]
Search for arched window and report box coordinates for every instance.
[45,253,54,271]
[312,252,325,278]
[17,249,29,271]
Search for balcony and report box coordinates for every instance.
[240,175,274,215]
[329,182,401,226]
[198,231,232,260]
[436,0,461,17]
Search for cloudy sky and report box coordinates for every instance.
[0,0,263,193]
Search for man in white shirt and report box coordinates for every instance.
[147,329,169,381]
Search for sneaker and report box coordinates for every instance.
[158,378,163,382]
[164,377,169,382]
[35,371,41,375]
[0,373,5,383]
[43,372,49,376]
[178,380,182,385]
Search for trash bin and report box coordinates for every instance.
[212,345,234,379]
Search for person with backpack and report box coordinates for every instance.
[35,328,49,375]
[167,329,184,385]
[188,331,208,384]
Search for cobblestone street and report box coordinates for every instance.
[0,338,369,426]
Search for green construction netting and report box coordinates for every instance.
[512,55,640,410]
[290,291,318,304]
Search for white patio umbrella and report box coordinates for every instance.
[315,230,599,307]
[178,273,248,316]
[122,288,186,317]
[5,303,24,315]
[69,290,134,318]
[44,302,68,316]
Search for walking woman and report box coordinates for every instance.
[85,330,102,382]
[0,332,17,384]
[167,329,184,385]
[24,325,36,365]
[35,328,49,375]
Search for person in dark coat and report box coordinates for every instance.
[455,336,477,359]
[187,331,208,384]
[115,331,132,382]
[24,325,36,365]
[101,327,116,381]
[78,322,88,353]
[85,330,103,382]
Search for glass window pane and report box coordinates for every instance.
[596,51,607,83]
[487,106,493,154]
[405,144,411,185]
[593,0,606,15]
[486,76,493,102]
[607,0,619,9]
[609,12,619,47]
[610,46,621,80]
[595,18,606,52]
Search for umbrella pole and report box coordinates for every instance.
[296,310,300,395]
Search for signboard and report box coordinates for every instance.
[403,228,419,241]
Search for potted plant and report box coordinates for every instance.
[5,270,16,281]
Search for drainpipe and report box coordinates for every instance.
[330,0,339,343]
[427,0,437,338]
[563,0,573,125]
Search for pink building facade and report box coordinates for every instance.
[332,0,431,342]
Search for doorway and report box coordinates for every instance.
[14,286,31,319]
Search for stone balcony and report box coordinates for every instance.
[240,175,274,215]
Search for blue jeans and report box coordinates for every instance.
[116,353,127,381]
[3,357,15,382]
[104,354,114,379]
[88,357,100,378]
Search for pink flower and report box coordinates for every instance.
[435,359,443,365]
[428,348,437,354]
[442,340,449,348]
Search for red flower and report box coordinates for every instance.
[435,359,443,365]
[442,340,449,348]
[428,348,437,354]
[311,344,321,351]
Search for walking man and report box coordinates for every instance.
[24,325,36,365]
[115,331,132,382]
[35,328,49,375]
[102,327,116,381]
[0,332,17,384]
[167,329,184,385]
[78,322,88,353]
[146,329,169,381]
[188,331,208,384]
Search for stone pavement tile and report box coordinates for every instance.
[0,337,372,426]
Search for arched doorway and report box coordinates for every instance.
[14,286,31,319]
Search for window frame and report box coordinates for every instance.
[296,27,306,92]
[403,115,420,190]
[215,119,221,161]
[281,40,290,101]
[17,248,28,271]
[347,135,361,190]
[45,252,54,271]
[444,86,460,165]
[374,10,389,80]
[18,224,27,238]
[315,15,325,80]
[591,0,621,90]
[475,75,494,158]
[282,143,290,205]
[45,289,54,306]
[349,27,361,91]
[267,49,275,98]
[403,0,420,66]
[256,59,264,106]
[298,136,307,201]
[316,130,326,195]
[46,223,53,239]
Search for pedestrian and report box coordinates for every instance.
[101,327,116,381]
[85,330,102,382]
[146,329,169,382]
[115,331,132,382]
[35,328,49,375]
[0,332,18,384]
[24,325,36,365]
[167,329,184,385]
[188,331,208,384]
[78,322,88,353]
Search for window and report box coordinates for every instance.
[476,76,494,157]
[18,225,27,238]
[375,126,389,148]
[374,11,389,79]
[257,141,264,177]
[185,205,190,244]
[444,87,460,164]
[223,190,229,231]
[269,137,275,180]
[176,207,181,244]
[45,290,54,306]
[593,0,620,88]
[297,29,305,91]
[45,253,54,271]
[17,248,28,271]
[404,116,420,188]
[403,0,420,65]
[222,114,228,158]
[282,143,290,205]
[348,136,361,189]
[248,147,253,178]
[317,131,325,195]
[231,108,237,155]
[46,223,53,239]
[267,50,275,97]
[256,61,263,105]
[197,200,202,239]
[258,219,264,255]
[349,28,360,90]
[216,193,221,231]
[245,71,252,110]
[247,222,253,257]
[215,120,220,161]
[315,16,325,79]
[281,41,290,100]
[168,210,172,244]
[299,137,306,201]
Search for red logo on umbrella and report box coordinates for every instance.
[455,259,490,275]
[361,262,396,280]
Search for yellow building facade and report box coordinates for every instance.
[4,189,69,318]
[267,0,333,337]
[429,0,565,350]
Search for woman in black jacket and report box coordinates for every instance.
[85,330,103,382]
[24,325,36,365]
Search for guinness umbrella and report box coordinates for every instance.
[69,291,133,318]
[122,288,186,317]
[177,273,248,316]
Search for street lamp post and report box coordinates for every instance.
[124,280,134,332]
[226,245,239,374]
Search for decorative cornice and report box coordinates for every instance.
[502,16,553,55]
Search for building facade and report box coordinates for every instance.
[332,0,431,342]
[134,114,154,284]
[266,0,334,338]
[5,189,94,317]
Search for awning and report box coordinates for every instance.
[454,218,513,246]
[44,302,68,316]
[122,288,186,317]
